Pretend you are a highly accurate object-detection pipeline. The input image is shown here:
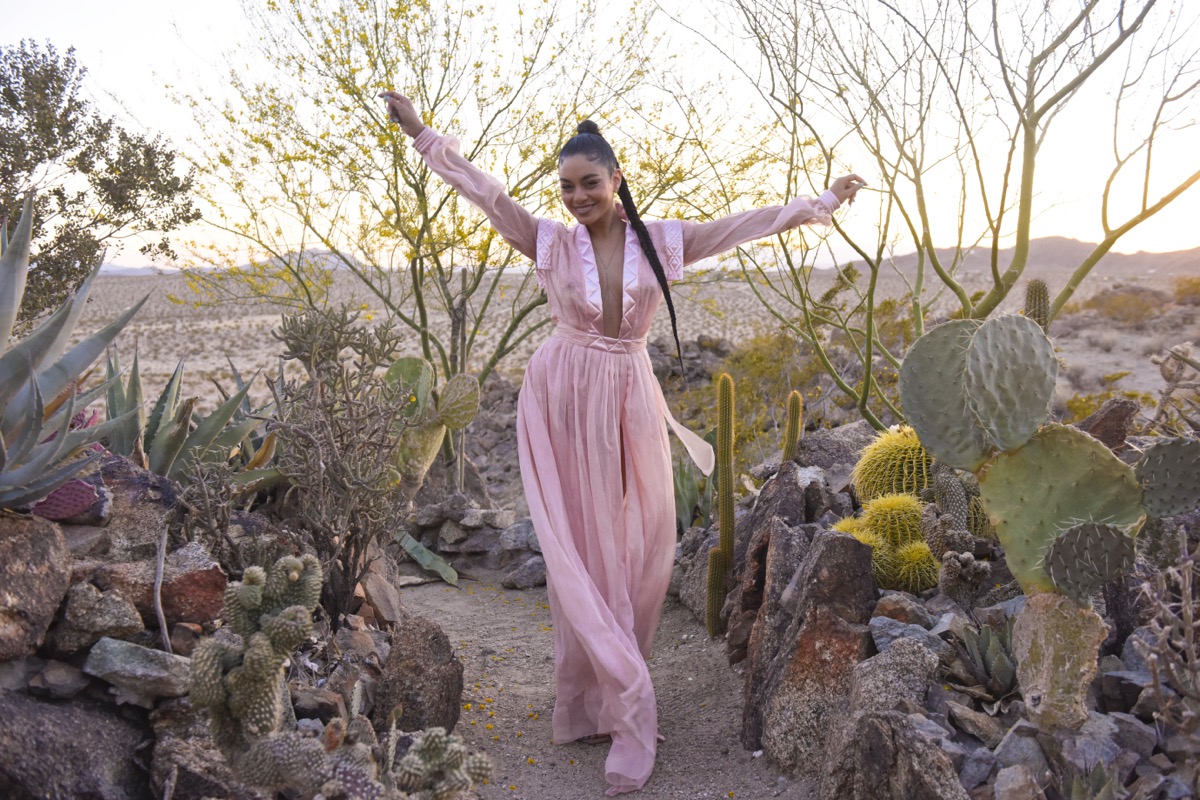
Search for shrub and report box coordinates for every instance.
[1083,285,1170,327]
[1174,275,1200,306]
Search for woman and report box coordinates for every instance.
[380,90,864,796]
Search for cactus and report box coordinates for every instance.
[861,493,925,549]
[1042,522,1136,606]
[953,618,1018,703]
[191,554,488,799]
[964,315,1058,452]
[0,194,146,510]
[892,540,940,594]
[967,495,996,540]
[932,465,969,531]
[704,547,728,638]
[705,373,736,637]
[781,389,803,462]
[1135,436,1200,518]
[851,425,932,502]
[980,424,1143,594]
[849,528,895,586]
[938,552,992,608]
[1023,278,1051,334]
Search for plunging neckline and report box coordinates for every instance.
[578,223,638,337]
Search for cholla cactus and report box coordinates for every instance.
[190,554,490,800]
[0,194,146,509]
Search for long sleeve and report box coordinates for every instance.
[413,127,540,261]
[679,190,840,267]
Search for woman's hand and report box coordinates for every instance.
[378,91,426,139]
[830,174,869,206]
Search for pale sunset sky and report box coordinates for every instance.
[6,0,1200,266]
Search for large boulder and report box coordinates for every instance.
[793,420,876,489]
[372,615,463,733]
[821,711,970,800]
[83,637,191,707]
[744,531,877,753]
[0,689,152,800]
[0,516,71,661]
[44,581,144,657]
[73,454,180,561]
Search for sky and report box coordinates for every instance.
[6,0,1200,267]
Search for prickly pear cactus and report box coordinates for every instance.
[980,424,1143,594]
[436,374,481,431]
[899,320,993,471]
[851,425,932,502]
[1135,437,1200,518]
[1012,592,1108,730]
[963,315,1057,452]
[385,356,435,420]
[1042,522,1136,605]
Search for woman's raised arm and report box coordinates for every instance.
[680,175,866,266]
[380,91,539,260]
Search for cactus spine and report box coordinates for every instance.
[1023,278,1051,333]
[706,373,735,637]
[781,390,803,462]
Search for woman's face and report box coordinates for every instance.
[558,154,622,226]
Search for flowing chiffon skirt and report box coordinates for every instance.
[516,330,676,795]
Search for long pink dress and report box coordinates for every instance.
[414,128,838,795]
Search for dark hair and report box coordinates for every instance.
[559,120,683,374]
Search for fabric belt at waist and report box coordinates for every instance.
[552,325,647,354]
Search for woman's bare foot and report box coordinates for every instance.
[577,733,612,745]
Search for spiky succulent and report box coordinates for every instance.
[781,389,803,462]
[861,493,925,550]
[953,618,1018,704]
[851,425,932,502]
[0,195,146,509]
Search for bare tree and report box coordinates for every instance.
[700,0,1200,428]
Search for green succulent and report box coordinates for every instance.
[851,425,933,502]
[0,194,146,509]
[953,618,1018,705]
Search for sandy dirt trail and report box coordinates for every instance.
[399,575,818,800]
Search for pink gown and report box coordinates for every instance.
[414,128,838,795]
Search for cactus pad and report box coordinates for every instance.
[385,356,434,420]
[899,320,993,471]
[1043,522,1136,606]
[851,425,932,502]
[964,315,1057,452]
[980,424,1143,594]
[436,374,481,430]
[1135,437,1200,518]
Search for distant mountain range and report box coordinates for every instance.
[99,239,1198,278]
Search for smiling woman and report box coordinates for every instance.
[379,88,864,796]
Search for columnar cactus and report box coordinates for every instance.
[705,373,735,638]
[781,389,803,462]
[1023,278,1051,333]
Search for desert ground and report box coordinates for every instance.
[72,240,1197,799]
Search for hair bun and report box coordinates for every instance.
[576,119,602,137]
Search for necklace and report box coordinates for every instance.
[594,226,625,280]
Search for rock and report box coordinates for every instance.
[1074,397,1139,451]
[46,581,144,656]
[528,527,542,553]
[437,519,470,547]
[947,702,1007,749]
[1121,626,1155,673]
[0,689,152,800]
[726,518,813,664]
[85,541,227,628]
[820,710,970,800]
[761,606,874,775]
[372,615,464,733]
[360,551,405,627]
[90,453,181,560]
[1109,711,1156,759]
[1101,668,1156,715]
[960,748,997,791]
[440,527,501,555]
[1042,712,1122,779]
[678,529,719,621]
[868,616,953,661]
[873,592,935,628]
[743,531,875,750]
[290,683,346,722]
[150,696,260,800]
[1012,592,1108,730]
[849,638,939,714]
[502,556,547,589]
[499,518,535,550]
[974,597,1026,631]
[83,636,191,706]
[994,720,1050,781]
[169,623,204,658]
[28,660,91,699]
[993,764,1046,800]
[0,515,72,661]
[459,508,514,530]
[793,420,875,478]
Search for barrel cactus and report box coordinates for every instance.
[0,195,146,510]
[851,425,932,502]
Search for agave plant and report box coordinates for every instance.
[104,349,272,485]
[0,194,146,509]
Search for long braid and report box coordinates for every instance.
[617,181,684,376]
